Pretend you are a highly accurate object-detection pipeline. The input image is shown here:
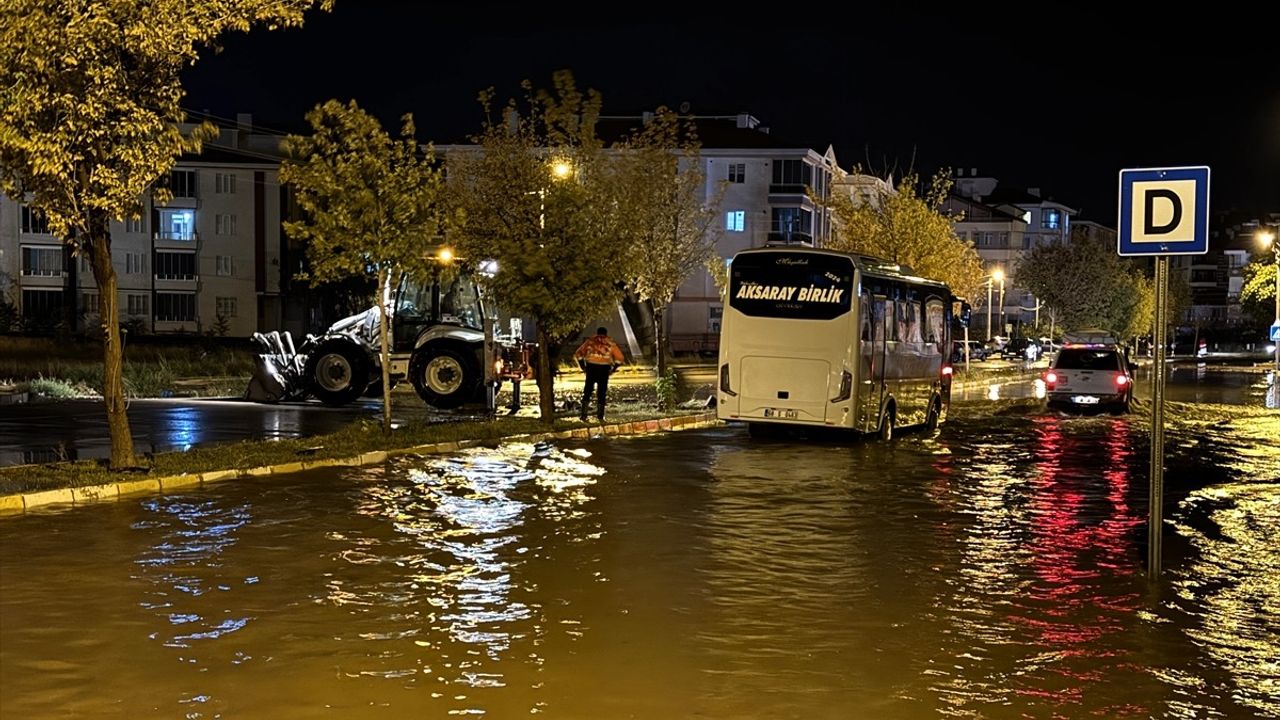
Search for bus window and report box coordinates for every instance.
[860,294,872,342]
[874,299,888,343]
[926,299,945,354]
[902,301,922,344]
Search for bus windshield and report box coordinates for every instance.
[728,251,854,321]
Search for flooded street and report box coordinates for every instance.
[1,375,1278,718]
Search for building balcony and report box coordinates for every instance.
[766,231,814,246]
[768,183,809,195]
[154,231,199,243]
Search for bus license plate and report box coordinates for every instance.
[1071,396,1099,405]
[764,408,798,419]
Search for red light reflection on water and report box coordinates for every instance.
[1010,415,1148,711]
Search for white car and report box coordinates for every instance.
[1043,344,1135,413]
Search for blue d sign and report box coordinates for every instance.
[1118,167,1210,257]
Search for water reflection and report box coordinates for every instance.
[323,442,604,713]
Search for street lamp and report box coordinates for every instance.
[984,267,1005,341]
[1258,229,1278,376]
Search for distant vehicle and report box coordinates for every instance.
[950,340,988,363]
[1001,337,1042,361]
[247,267,534,409]
[716,247,969,439]
[1043,342,1135,413]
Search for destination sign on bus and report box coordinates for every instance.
[729,251,853,320]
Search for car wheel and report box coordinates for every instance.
[410,344,479,410]
[305,341,371,407]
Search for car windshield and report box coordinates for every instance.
[1055,349,1122,371]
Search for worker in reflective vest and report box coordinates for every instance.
[573,326,625,422]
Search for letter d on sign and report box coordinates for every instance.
[1131,179,1197,244]
[1144,189,1181,235]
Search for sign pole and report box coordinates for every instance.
[1148,256,1169,578]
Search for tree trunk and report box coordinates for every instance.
[536,324,555,423]
[86,211,137,469]
[654,306,667,380]
[378,268,393,434]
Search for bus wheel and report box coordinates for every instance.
[747,422,780,439]
[925,398,941,432]
[878,406,896,441]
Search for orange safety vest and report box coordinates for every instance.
[574,335,624,366]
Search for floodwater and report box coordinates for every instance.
[1,394,1278,718]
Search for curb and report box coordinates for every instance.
[0,412,722,516]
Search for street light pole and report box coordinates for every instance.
[986,278,993,340]
[997,274,1006,338]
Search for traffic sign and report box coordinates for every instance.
[1118,166,1210,256]
[1270,321,1280,342]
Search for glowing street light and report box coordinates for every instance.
[984,267,1006,341]
[550,159,573,181]
[436,246,454,264]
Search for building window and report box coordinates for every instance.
[1041,209,1060,229]
[770,159,812,188]
[125,252,146,275]
[727,163,745,183]
[155,292,196,322]
[169,169,197,198]
[215,213,237,236]
[81,292,100,315]
[21,205,52,234]
[125,216,145,234]
[725,210,745,232]
[21,246,63,276]
[21,289,63,324]
[126,294,149,316]
[768,207,808,235]
[997,231,1009,247]
[155,251,196,280]
[216,255,234,276]
[708,305,722,333]
[215,172,237,194]
[215,296,237,318]
[158,208,195,241]
[955,231,967,242]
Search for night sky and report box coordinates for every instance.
[183,3,1280,224]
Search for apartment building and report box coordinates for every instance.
[946,170,1077,336]
[0,114,285,338]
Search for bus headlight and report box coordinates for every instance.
[830,370,852,403]
[720,363,737,396]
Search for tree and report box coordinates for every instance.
[0,0,331,468]
[612,108,721,391]
[281,100,446,433]
[1016,233,1146,337]
[824,171,985,302]
[448,71,627,423]
[1241,253,1278,326]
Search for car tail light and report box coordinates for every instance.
[720,363,737,396]
[1044,371,1058,387]
[1115,374,1129,387]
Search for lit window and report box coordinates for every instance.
[725,210,745,232]
[1042,209,1060,229]
[158,209,195,241]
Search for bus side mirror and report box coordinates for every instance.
[958,301,972,328]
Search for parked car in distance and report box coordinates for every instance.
[950,340,988,363]
[1000,337,1042,361]
[1043,343,1135,413]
